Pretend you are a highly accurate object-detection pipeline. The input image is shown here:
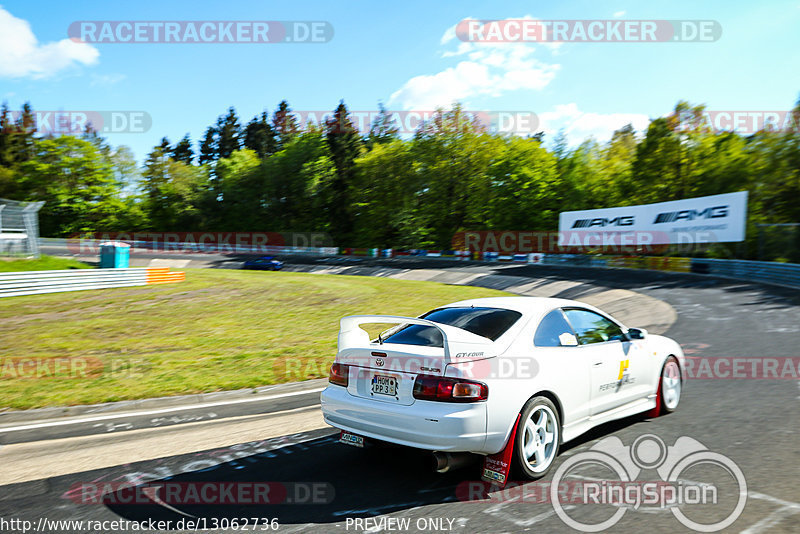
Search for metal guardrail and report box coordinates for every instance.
[39,238,339,256]
[0,268,185,298]
[688,258,800,289]
[534,254,800,289]
[37,238,800,290]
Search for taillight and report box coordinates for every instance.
[329,363,349,387]
[412,375,488,402]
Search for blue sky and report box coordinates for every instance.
[1,0,799,162]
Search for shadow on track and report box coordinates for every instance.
[103,412,656,527]
[104,434,477,526]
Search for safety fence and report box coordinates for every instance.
[686,258,800,288]
[0,267,185,298]
[362,249,799,288]
[38,239,800,290]
[41,238,339,257]
[512,253,798,288]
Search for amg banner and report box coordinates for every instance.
[558,191,748,245]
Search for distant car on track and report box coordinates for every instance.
[243,256,283,270]
[320,296,684,480]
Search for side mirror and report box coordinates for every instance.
[627,327,647,340]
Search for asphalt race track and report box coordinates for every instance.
[2,254,800,533]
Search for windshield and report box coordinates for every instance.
[381,307,522,346]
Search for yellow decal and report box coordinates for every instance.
[618,360,630,380]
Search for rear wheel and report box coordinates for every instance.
[513,396,561,480]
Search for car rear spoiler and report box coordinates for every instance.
[338,315,495,362]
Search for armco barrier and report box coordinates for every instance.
[689,258,800,288]
[538,254,799,289]
[39,238,799,290]
[41,238,339,256]
[0,267,184,298]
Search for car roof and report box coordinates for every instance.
[440,296,596,316]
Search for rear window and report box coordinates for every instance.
[381,307,522,346]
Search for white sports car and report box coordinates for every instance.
[320,296,684,481]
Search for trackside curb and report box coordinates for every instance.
[0,378,327,426]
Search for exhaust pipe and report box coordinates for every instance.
[432,451,475,473]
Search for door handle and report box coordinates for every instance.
[593,362,603,366]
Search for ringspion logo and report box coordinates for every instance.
[551,434,747,531]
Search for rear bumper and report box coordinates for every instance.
[320,385,489,453]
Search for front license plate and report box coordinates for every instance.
[371,374,397,396]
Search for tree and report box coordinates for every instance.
[0,101,36,167]
[198,127,218,164]
[409,104,499,247]
[595,124,637,206]
[325,101,362,242]
[0,102,13,167]
[262,126,333,232]
[217,107,242,159]
[141,144,206,230]
[243,112,277,159]
[352,139,414,246]
[366,102,399,148]
[487,136,559,231]
[13,102,36,163]
[632,118,682,202]
[172,134,194,164]
[215,149,264,229]
[17,136,119,236]
[272,100,299,149]
[110,145,141,196]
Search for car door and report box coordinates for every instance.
[563,308,643,416]
[532,308,592,427]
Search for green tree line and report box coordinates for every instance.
[0,98,798,260]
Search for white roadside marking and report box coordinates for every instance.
[0,387,325,433]
[741,490,800,534]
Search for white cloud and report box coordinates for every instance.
[613,10,627,18]
[440,20,460,45]
[538,103,650,144]
[90,73,126,86]
[0,7,99,79]
[389,17,560,111]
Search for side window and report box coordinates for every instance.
[563,309,625,345]
[534,309,577,347]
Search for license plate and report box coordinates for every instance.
[339,431,364,447]
[371,374,397,396]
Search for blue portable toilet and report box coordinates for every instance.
[99,241,131,268]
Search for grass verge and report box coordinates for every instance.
[0,269,509,410]
[0,255,91,272]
